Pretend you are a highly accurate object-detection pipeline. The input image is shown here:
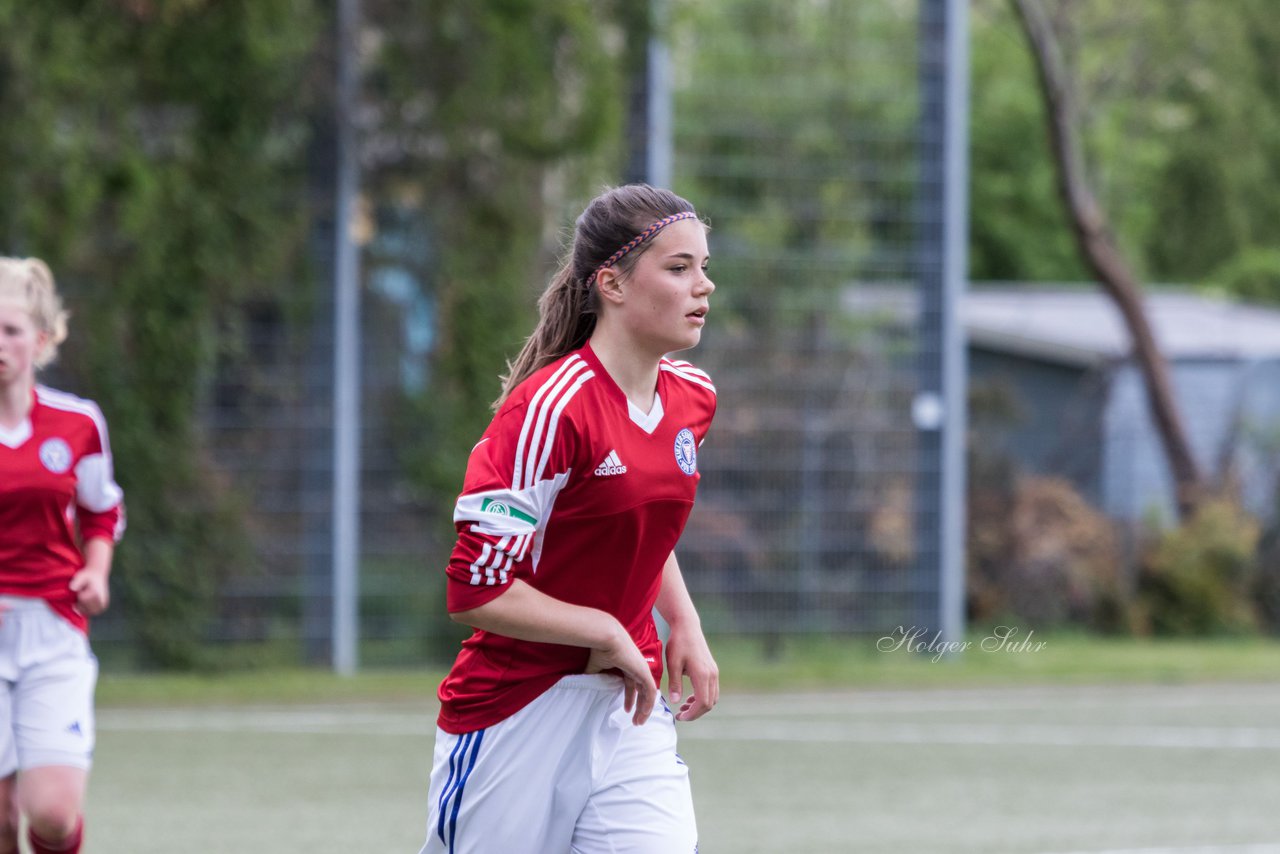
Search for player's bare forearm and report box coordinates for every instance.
[81,536,114,574]
[655,551,700,629]
[451,579,657,724]
[70,536,114,616]
[657,552,719,721]
[451,578,623,648]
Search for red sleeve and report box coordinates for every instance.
[78,506,123,544]
[445,399,580,613]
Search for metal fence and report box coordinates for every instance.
[670,0,965,640]
[90,0,966,668]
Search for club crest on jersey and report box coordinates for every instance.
[39,438,72,474]
[674,428,697,475]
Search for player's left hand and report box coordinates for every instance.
[70,567,110,616]
[665,620,719,721]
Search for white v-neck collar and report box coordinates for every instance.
[627,393,664,435]
[0,418,32,449]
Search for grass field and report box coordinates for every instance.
[83,634,1280,854]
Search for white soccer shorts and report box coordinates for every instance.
[420,674,698,854]
[0,596,98,776]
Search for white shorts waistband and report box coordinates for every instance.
[549,673,626,693]
[0,596,54,613]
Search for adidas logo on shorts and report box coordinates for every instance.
[594,450,628,477]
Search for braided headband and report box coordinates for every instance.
[585,211,699,287]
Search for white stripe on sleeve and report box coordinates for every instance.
[513,356,586,490]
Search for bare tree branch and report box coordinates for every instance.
[1012,0,1205,520]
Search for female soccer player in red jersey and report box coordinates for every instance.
[419,184,719,854]
[0,258,124,854]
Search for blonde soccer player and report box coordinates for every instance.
[0,258,124,854]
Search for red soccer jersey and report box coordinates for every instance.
[0,385,125,634]
[437,343,716,733]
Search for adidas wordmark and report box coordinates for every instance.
[594,450,628,477]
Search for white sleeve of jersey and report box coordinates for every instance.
[453,472,572,581]
[74,452,125,513]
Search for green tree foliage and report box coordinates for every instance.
[1209,248,1280,306]
[362,0,630,506]
[672,0,918,324]
[1145,0,1280,284]
[970,0,1280,296]
[968,0,1084,281]
[0,0,318,666]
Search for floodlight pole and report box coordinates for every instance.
[937,0,969,649]
[625,0,672,189]
[634,0,675,643]
[645,0,673,190]
[332,0,362,676]
[917,0,969,651]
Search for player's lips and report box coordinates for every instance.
[686,306,709,326]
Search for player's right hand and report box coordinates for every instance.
[585,622,657,726]
[70,566,111,616]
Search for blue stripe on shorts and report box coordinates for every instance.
[436,729,486,852]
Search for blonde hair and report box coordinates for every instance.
[0,257,69,369]
[496,184,700,408]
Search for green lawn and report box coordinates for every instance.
[96,631,1280,706]
[87,678,1280,853]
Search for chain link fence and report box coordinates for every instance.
[88,0,960,667]
[671,0,953,638]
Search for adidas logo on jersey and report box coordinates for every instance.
[594,450,628,477]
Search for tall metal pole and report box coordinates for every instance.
[916,0,968,649]
[939,0,970,647]
[332,0,362,675]
[645,0,673,190]
[644,0,676,644]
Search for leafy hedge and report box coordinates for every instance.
[365,0,633,503]
[0,0,319,666]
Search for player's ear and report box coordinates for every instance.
[595,267,625,306]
